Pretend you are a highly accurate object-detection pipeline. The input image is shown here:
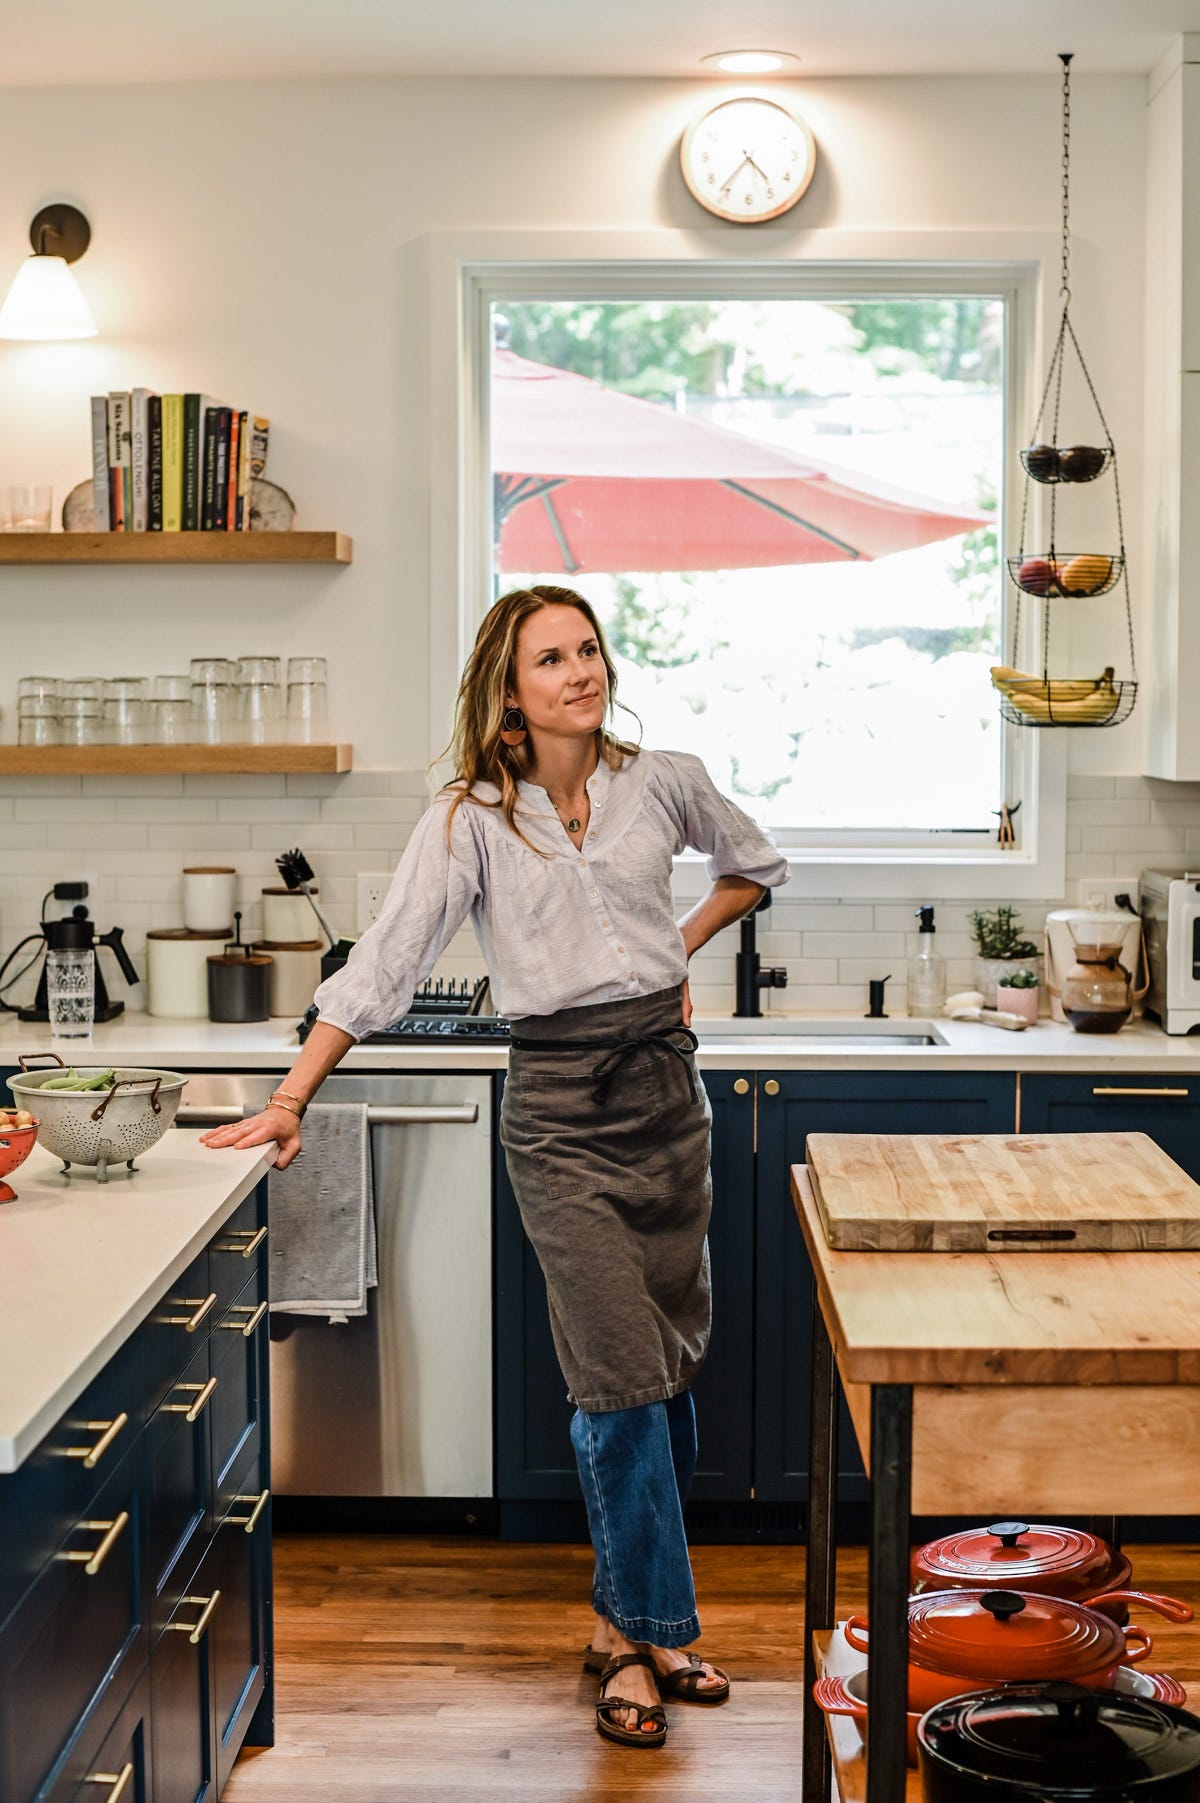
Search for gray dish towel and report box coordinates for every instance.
[267,1103,378,1323]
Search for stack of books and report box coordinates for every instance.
[90,392,270,532]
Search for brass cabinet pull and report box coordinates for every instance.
[61,1510,130,1576]
[168,1590,221,1645]
[229,1488,270,1534]
[219,1300,268,1338]
[215,1225,267,1259]
[763,1079,781,1097]
[1092,1086,1190,1098]
[65,1412,128,1469]
[733,1078,750,1096]
[82,1764,134,1802]
[156,1293,217,1333]
[163,1376,218,1422]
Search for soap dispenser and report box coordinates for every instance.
[908,905,947,1017]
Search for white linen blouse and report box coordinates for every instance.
[313,747,790,1038]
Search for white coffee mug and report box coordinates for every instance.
[183,866,237,934]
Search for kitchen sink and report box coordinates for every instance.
[693,1016,948,1048]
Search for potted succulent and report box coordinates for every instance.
[996,964,1040,1024]
[968,906,1040,1006]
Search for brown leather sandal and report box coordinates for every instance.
[595,1654,668,1748]
[656,1651,731,1704]
[583,1643,606,1675]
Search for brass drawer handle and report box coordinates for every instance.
[220,1300,268,1338]
[83,1763,134,1802]
[61,1511,130,1576]
[229,1487,270,1534]
[164,1376,218,1422]
[65,1411,128,1469]
[763,1079,781,1097]
[1092,1086,1190,1097]
[733,1078,750,1096]
[215,1225,267,1259]
[155,1293,217,1333]
[169,1590,221,1644]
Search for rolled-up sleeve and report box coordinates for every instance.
[312,795,482,1040]
[653,750,789,888]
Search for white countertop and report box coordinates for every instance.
[0,1132,274,1473]
[2,1010,1200,1073]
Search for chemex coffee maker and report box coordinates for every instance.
[16,885,140,1023]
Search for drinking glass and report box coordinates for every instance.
[189,658,235,744]
[47,948,94,1039]
[235,656,281,686]
[59,700,102,746]
[60,677,101,705]
[18,676,58,706]
[18,708,58,747]
[101,678,147,745]
[286,681,329,744]
[238,680,283,744]
[8,485,52,532]
[153,673,192,700]
[147,698,193,744]
[286,657,327,685]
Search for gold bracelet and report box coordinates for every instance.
[268,1092,306,1120]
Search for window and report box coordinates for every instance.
[483,279,1015,849]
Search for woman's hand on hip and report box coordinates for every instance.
[199,1104,303,1169]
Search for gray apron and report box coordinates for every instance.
[500,982,713,1413]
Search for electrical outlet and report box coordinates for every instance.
[356,873,393,934]
[1078,875,1140,912]
[52,873,98,916]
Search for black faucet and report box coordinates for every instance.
[734,892,788,1017]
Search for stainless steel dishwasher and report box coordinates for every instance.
[178,1073,492,1498]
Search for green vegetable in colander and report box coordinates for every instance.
[41,1067,117,1091]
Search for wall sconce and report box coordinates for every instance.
[0,204,97,341]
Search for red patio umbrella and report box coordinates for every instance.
[492,348,989,574]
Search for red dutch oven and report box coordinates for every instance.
[910,1521,1194,1626]
[843,1587,1178,1716]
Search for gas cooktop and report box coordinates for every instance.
[365,1014,510,1042]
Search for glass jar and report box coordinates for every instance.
[1061,941,1134,1034]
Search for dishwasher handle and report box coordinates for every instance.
[177,1103,479,1126]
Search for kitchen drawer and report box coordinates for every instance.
[145,1246,214,1414]
[0,1445,146,1803]
[207,1190,267,1311]
[146,1342,214,1639]
[209,1273,267,1491]
[1019,1073,1200,1183]
[207,1459,270,1792]
[37,1666,151,1803]
[150,1567,219,1803]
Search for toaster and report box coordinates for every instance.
[1139,868,1200,1033]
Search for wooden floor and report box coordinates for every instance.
[224,1535,1200,1802]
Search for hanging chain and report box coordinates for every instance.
[1060,53,1072,302]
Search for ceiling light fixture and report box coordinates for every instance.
[702,50,797,75]
[0,204,97,341]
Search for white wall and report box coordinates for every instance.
[0,70,1180,1014]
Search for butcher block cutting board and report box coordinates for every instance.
[806,1132,1200,1251]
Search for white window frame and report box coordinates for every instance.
[426,227,1065,900]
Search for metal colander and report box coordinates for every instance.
[10,1056,187,1182]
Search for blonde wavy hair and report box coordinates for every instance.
[435,585,640,855]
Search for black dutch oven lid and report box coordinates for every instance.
[918,1682,1200,1793]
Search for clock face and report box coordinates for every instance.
[680,96,817,223]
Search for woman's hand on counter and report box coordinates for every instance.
[200,1105,303,1170]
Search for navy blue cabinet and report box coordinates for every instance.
[493,1068,755,1507]
[1019,1073,1200,1179]
[753,1071,1017,1504]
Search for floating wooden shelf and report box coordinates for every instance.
[813,1627,920,1803]
[0,532,352,565]
[0,745,353,775]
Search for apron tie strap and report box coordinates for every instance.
[587,1027,700,1107]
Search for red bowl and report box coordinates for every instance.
[0,1122,39,1201]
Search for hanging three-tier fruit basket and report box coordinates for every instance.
[992,52,1137,729]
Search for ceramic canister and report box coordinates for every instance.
[252,940,324,1018]
[146,928,231,1017]
[261,885,318,942]
[183,866,237,934]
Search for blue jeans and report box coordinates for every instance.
[570,1390,700,1647]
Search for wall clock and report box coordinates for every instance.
[680,95,817,223]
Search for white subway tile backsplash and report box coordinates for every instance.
[0,763,1189,1016]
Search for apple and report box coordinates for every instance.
[1057,444,1107,482]
[1022,443,1059,481]
[1017,556,1057,595]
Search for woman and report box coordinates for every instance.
[202,584,788,1749]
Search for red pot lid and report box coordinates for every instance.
[906,1589,1127,1682]
[911,1521,1130,1600]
